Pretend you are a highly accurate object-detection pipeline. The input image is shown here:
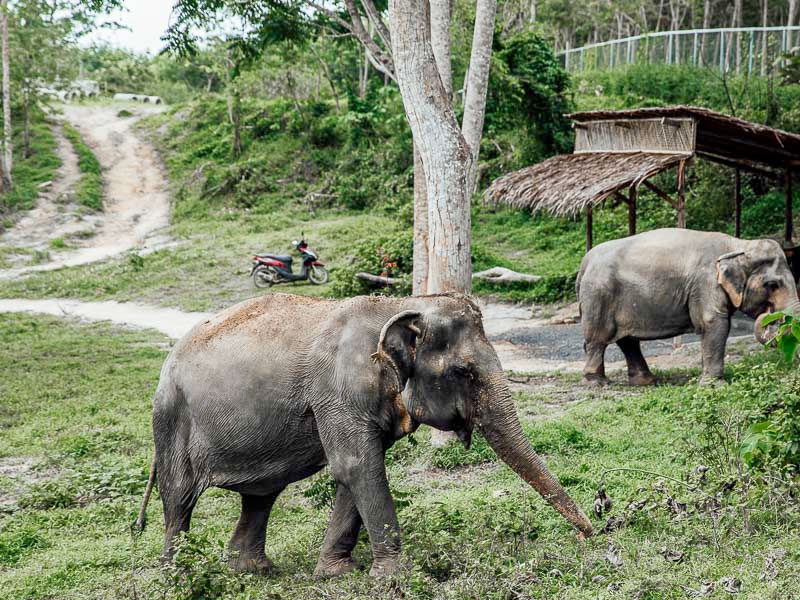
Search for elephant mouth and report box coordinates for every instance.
[455,427,472,450]
[754,304,777,344]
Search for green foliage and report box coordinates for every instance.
[162,532,246,600]
[430,434,496,469]
[486,31,573,166]
[302,470,336,510]
[62,122,103,211]
[761,311,800,363]
[328,230,413,298]
[0,527,49,567]
[0,119,60,216]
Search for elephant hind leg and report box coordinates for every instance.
[583,340,609,386]
[159,471,204,561]
[228,491,284,576]
[617,337,656,386]
[314,484,362,579]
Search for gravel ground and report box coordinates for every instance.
[495,314,755,362]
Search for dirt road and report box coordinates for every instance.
[0,103,171,278]
[0,296,759,376]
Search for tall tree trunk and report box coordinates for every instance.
[529,0,536,23]
[1,0,11,190]
[430,0,453,99]
[699,0,712,66]
[413,0,452,299]
[788,0,798,49]
[389,0,472,293]
[462,0,497,197]
[412,143,429,296]
[761,0,769,75]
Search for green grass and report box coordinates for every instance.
[0,119,61,217]
[1,314,798,599]
[61,122,103,211]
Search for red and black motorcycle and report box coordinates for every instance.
[250,237,329,288]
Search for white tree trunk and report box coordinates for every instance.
[389,0,472,294]
[430,0,453,98]
[462,0,497,197]
[788,0,798,48]
[412,142,429,296]
[1,0,11,189]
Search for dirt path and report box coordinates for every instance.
[0,103,172,278]
[0,125,91,253]
[0,297,759,375]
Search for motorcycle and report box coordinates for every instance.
[250,237,329,288]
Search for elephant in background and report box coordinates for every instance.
[136,292,593,578]
[577,228,799,386]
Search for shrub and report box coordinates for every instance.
[329,230,413,298]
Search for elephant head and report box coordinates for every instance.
[376,295,594,538]
[715,240,800,343]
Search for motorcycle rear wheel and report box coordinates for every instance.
[253,265,274,288]
[309,265,329,285]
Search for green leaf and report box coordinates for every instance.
[760,312,785,326]
[780,335,799,363]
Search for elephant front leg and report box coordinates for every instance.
[314,485,362,579]
[325,437,402,577]
[698,317,731,385]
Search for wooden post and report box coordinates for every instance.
[734,168,742,238]
[586,204,593,251]
[787,167,794,244]
[628,185,637,236]
[676,160,686,228]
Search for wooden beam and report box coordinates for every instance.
[628,185,637,236]
[586,204,593,252]
[695,151,781,179]
[787,168,794,244]
[676,159,687,228]
[614,190,630,206]
[734,169,742,238]
[643,180,678,208]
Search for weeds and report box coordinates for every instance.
[62,122,104,211]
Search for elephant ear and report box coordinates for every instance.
[716,250,747,308]
[372,310,422,367]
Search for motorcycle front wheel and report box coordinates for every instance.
[308,265,329,285]
[253,265,274,289]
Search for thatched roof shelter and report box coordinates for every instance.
[485,105,800,251]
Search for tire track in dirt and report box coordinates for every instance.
[0,103,172,279]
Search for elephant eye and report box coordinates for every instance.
[447,365,473,380]
[765,280,781,291]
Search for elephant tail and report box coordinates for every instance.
[134,455,157,533]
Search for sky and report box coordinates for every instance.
[83,0,176,55]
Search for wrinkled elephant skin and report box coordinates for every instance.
[577,228,798,385]
[146,293,593,579]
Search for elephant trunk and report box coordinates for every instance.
[474,372,594,538]
[754,297,800,344]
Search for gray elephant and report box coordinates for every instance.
[135,292,593,578]
[576,228,800,386]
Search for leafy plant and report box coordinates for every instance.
[760,310,800,363]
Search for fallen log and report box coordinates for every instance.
[356,272,397,286]
[472,267,542,284]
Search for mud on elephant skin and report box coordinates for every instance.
[577,228,799,386]
[135,292,593,579]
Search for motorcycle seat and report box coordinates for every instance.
[256,254,292,263]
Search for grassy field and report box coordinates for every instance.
[1,313,799,600]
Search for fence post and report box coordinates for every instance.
[720,30,725,74]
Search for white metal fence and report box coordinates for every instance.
[559,27,800,74]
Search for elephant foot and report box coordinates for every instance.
[313,555,358,579]
[698,374,726,387]
[228,553,275,576]
[628,372,657,386]
[583,373,610,387]
[369,556,404,578]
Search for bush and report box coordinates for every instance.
[329,230,413,298]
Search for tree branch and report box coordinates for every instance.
[359,0,391,50]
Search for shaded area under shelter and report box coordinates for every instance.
[485,106,800,270]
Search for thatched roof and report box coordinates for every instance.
[485,151,689,217]
[568,105,800,171]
